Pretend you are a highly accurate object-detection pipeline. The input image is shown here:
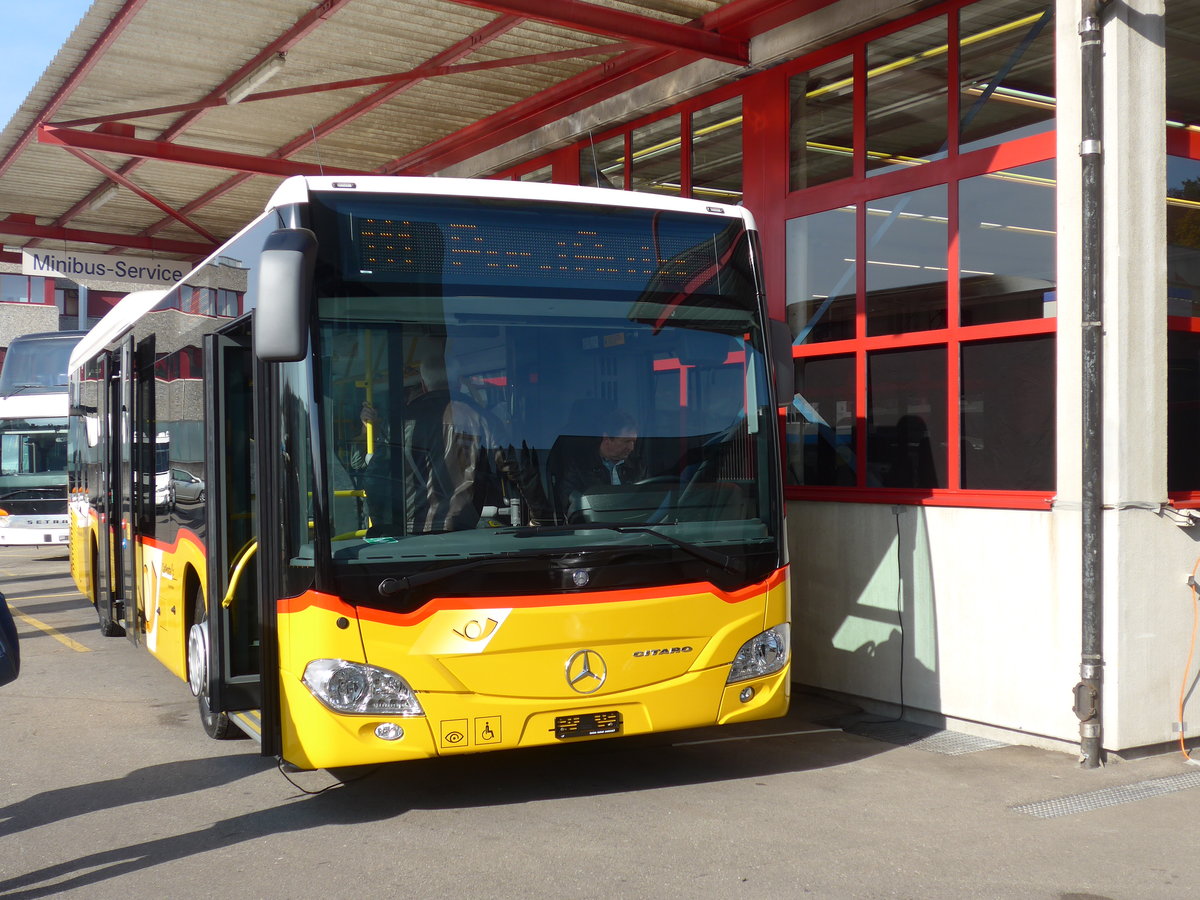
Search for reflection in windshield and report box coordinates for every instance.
[315,304,773,554]
[294,192,780,595]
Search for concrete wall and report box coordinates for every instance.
[789,502,1083,743]
[0,304,60,351]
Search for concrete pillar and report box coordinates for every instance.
[1056,0,1168,751]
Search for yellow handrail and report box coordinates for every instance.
[222,538,258,609]
[364,330,375,455]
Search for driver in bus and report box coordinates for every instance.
[555,408,642,522]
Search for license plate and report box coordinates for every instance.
[555,711,622,740]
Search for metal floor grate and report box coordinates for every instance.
[846,721,1008,755]
[1011,770,1200,818]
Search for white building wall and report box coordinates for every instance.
[789,503,1083,743]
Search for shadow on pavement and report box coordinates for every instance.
[0,696,884,897]
[0,754,274,840]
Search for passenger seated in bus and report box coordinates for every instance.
[554,408,643,523]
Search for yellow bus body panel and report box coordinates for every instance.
[67,501,96,602]
[68,513,207,683]
[277,571,789,770]
[136,531,208,681]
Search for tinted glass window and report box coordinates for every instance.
[960,336,1054,490]
[867,346,947,489]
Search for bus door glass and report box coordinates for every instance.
[202,324,262,714]
[127,337,157,645]
[116,337,139,641]
[91,349,123,636]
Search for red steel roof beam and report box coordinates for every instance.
[0,218,213,256]
[384,45,671,174]
[60,146,219,243]
[0,0,151,180]
[448,0,747,64]
[39,124,369,179]
[47,0,356,229]
[386,0,838,175]
[52,43,633,128]
[130,15,526,241]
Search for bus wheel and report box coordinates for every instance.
[188,589,237,740]
[93,548,124,638]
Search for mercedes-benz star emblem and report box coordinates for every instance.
[565,649,607,694]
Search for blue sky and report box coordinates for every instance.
[0,0,95,127]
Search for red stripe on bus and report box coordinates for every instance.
[140,527,207,557]
[280,566,787,625]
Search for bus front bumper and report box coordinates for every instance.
[0,517,70,546]
[277,663,790,771]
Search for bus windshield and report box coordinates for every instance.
[0,417,68,512]
[0,333,85,396]
[299,191,780,596]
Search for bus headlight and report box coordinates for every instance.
[727,625,790,684]
[302,659,425,716]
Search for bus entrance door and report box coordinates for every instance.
[116,336,139,643]
[93,347,128,637]
[202,326,269,746]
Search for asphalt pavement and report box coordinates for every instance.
[2,545,1199,899]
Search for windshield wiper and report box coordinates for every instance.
[377,552,530,597]
[511,523,741,574]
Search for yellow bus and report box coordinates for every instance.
[67,176,793,770]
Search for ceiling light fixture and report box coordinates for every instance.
[225,53,286,105]
[87,183,121,211]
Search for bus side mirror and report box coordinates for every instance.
[254,228,317,362]
[768,318,795,403]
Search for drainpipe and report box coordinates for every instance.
[1074,1,1108,769]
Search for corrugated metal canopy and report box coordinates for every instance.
[0,0,812,265]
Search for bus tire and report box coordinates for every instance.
[93,545,124,638]
[189,586,238,740]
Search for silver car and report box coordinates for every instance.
[170,468,205,505]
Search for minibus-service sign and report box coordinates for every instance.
[22,249,186,286]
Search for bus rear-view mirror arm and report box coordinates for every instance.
[254,228,317,362]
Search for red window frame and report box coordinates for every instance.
[1166,129,1200,507]
[0,273,54,305]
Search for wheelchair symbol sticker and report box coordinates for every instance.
[475,716,501,745]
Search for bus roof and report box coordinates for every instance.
[266,176,758,228]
